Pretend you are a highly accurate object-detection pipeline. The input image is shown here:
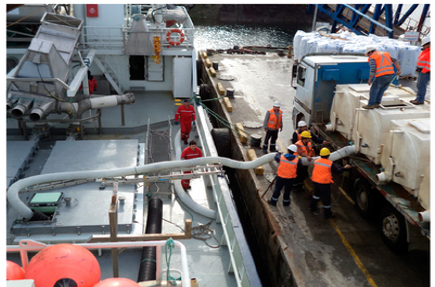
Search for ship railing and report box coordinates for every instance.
[81,26,125,50]
[192,104,262,287]
[81,26,195,50]
[7,239,191,287]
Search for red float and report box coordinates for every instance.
[6,260,25,280]
[24,244,101,287]
[93,278,141,287]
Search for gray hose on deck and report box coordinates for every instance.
[173,130,216,219]
[8,152,275,220]
[300,145,356,165]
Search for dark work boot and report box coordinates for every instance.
[263,146,268,154]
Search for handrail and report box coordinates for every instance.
[7,239,191,287]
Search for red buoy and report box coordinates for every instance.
[6,260,25,280]
[24,244,101,287]
[93,278,141,287]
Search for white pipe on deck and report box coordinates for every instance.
[8,150,275,220]
[173,130,216,219]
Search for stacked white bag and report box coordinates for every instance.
[293,30,421,76]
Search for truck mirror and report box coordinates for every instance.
[292,64,298,78]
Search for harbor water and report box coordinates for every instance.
[194,24,297,50]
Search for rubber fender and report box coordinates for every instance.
[211,128,231,158]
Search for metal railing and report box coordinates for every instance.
[7,239,191,286]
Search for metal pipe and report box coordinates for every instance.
[418,210,430,222]
[10,97,33,118]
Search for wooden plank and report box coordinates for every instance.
[235,122,248,144]
[223,96,232,112]
[247,149,264,175]
[216,82,225,95]
[209,67,217,77]
[205,58,212,67]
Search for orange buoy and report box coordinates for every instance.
[93,277,141,286]
[6,260,25,280]
[24,244,100,287]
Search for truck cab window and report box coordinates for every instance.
[297,66,306,87]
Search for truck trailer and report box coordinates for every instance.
[291,54,429,252]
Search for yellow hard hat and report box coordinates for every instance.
[301,131,312,139]
[320,148,331,156]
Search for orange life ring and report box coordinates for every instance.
[166,29,185,46]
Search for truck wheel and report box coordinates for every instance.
[354,178,376,219]
[380,205,408,253]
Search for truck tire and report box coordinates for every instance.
[354,178,376,219]
[380,205,408,253]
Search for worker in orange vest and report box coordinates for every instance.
[411,36,430,105]
[175,99,196,144]
[180,140,203,190]
[263,101,283,154]
[292,120,329,145]
[293,131,313,192]
[309,148,351,218]
[268,144,302,207]
[363,46,401,109]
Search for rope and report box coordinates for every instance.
[197,101,256,143]
[165,238,181,285]
[191,220,220,248]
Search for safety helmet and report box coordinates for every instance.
[300,131,312,139]
[365,45,376,55]
[287,144,297,153]
[298,120,307,128]
[273,101,281,107]
[320,148,331,156]
[422,35,430,46]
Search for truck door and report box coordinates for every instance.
[292,62,316,128]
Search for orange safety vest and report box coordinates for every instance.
[294,140,313,157]
[267,109,282,130]
[368,51,395,77]
[277,155,298,179]
[311,158,334,184]
[417,48,431,74]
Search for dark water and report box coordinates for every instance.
[194,23,298,50]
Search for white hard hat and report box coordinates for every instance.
[298,120,307,127]
[273,101,281,107]
[422,35,430,46]
[365,45,376,55]
[287,144,297,153]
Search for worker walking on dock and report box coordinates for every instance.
[309,148,351,218]
[363,46,401,109]
[293,131,314,192]
[412,36,431,105]
[180,140,203,190]
[263,101,283,154]
[175,99,196,144]
[268,144,301,207]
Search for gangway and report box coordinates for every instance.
[308,4,430,39]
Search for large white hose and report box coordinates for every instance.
[8,151,275,220]
[300,145,356,165]
[173,130,216,218]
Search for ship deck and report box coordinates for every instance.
[6,91,239,286]
[197,50,430,287]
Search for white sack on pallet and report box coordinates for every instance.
[398,45,421,77]
[293,30,423,76]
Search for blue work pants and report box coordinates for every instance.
[416,71,430,102]
[264,130,279,151]
[368,74,395,106]
[270,176,294,205]
[309,182,332,217]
